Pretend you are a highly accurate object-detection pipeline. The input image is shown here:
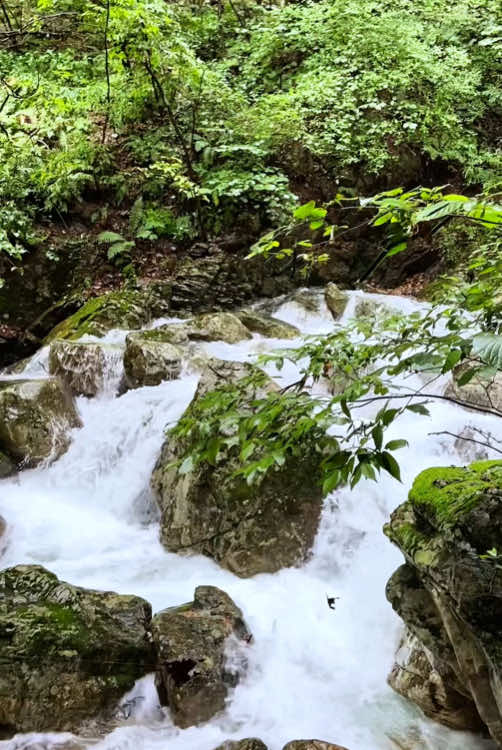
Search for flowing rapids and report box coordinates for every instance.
[0,290,497,750]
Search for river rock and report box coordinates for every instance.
[283,742,350,750]
[0,450,15,478]
[152,585,251,728]
[151,360,323,577]
[324,283,349,320]
[446,364,502,412]
[49,339,120,397]
[0,565,153,734]
[214,742,268,750]
[193,312,252,344]
[123,333,182,389]
[236,309,300,339]
[0,515,7,556]
[384,459,502,743]
[0,377,81,466]
[388,628,483,731]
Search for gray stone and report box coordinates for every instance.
[49,339,120,397]
[151,360,323,577]
[214,741,268,750]
[152,586,251,728]
[282,742,350,750]
[384,460,502,743]
[0,565,153,733]
[0,377,81,466]
[236,309,300,339]
[324,283,349,320]
[123,333,182,389]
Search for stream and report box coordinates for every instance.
[0,289,498,750]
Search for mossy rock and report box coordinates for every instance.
[123,333,183,389]
[0,377,81,466]
[152,586,251,728]
[236,309,300,339]
[324,283,349,321]
[44,287,171,344]
[194,312,252,344]
[49,339,122,397]
[282,742,349,750]
[0,565,153,734]
[385,459,502,744]
[151,359,323,577]
[0,450,15,478]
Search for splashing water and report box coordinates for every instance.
[0,291,497,750]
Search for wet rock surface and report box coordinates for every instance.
[0,565,153,734]
[282,741,350,750]
[324,283,349,320]
[152,585,251,728]
[123,333,182,389]
[0,377,81,466]
[385,459,502,743]
[49,339,120,397]
[151,359,323,577]
[213,741,268,750]
[236,309,300,339]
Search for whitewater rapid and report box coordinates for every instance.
[0,290,497,750]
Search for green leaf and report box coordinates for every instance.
[384,439,408,450]
[97,231,125,244]
[441,349,462,373]
[472,333,502,370]
[406,403,430,415]
[380,451,401,481]
[372,424,383,450]
[386,241,408,257]
[179,456,194,475]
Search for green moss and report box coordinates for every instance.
[43,289,153,344]
[44,296,107,343]
[409,460,502,526]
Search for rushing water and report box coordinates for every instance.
[0,290,498,750]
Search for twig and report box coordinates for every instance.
[428,430,502,455]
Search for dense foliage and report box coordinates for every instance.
[1,0,501,272]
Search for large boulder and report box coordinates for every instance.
[152,585,251,728]
[49,339,121,397]
[123,333,182,389]
[151,360,324,577]
[193,312,252,344]
[384,460,502,744]
[0,565,153,734]
[324,283,349,321]
[44,287,172,344]
[388,628,483,732]
[0,377,81,466]
[236,309,300,339]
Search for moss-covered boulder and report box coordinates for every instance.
[152,586,251,728]
[385,460,502,743]
[236,309,300,339]
[0,377,81,466]
[0,565,153,734]
[123,333,183,389]
[49,340,121,397]
[44,286,171,344]
[151,360,323,577]
[324,283,349,321]
[213,741,268,750]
